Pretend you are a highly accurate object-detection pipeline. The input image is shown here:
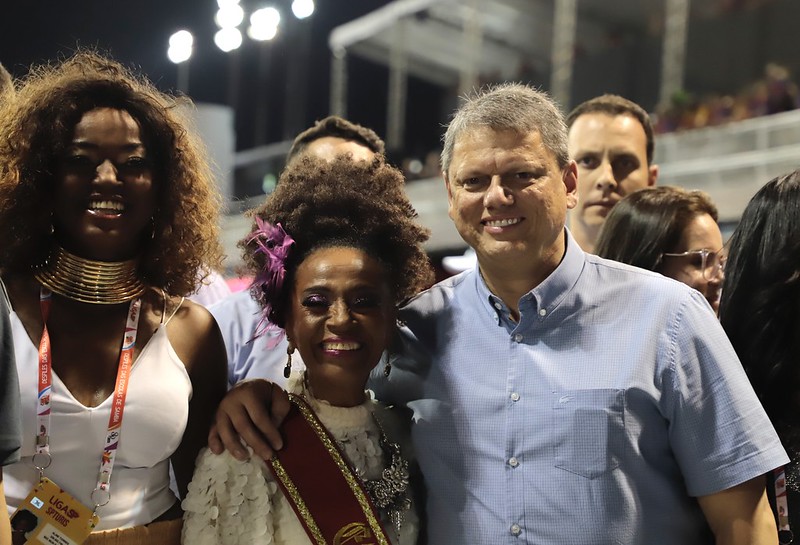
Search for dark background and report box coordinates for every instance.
[0,0,446,156]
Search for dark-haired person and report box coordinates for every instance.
[720,170,800,539]
[285,114,385,166]
[182,156,431,545]
[209,115,385,388]
[567,94,659,253]
[10,508,37,545]
[595,186,725,314]
[212,83,787,544]
[0,51,227,543]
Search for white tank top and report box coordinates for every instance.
[5,302,192,530]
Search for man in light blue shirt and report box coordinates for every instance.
[370,83,786,544]
[212,84,787,544]
[373,231,785,543]
[210,116,385,387]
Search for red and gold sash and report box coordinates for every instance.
[267,394,392,545]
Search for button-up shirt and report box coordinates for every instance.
[209,289,302,388]
[370,230,787,544]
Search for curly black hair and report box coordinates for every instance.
[0,50,222,296]
[242,156,434,328]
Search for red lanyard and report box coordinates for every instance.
[36,288,142,511]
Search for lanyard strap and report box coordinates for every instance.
[37,288,142,511]
[775,466,794,544]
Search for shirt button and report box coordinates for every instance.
[539,308,547,316]
[494,302,502,310]
[513,334,523,343]
[509,457,519,467]
[510,392,520,401]
[510,524,521,536]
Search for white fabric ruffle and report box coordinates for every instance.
[181,373,418,545]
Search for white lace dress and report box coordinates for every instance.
[181,373,419,545]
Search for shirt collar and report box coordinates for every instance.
[473,228,586,322]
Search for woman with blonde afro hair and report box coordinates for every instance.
[0,51,227,544]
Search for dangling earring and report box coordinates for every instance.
[383,352,392,377]
[150,217,156,240]
[384,320,403,377]
[284,343,294,379]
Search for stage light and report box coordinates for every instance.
[251,6,281,28]
[215,4,245,28]
[214,27,243,52]
[291,0,314,19]
[248,24,278,41]
[167,30,193,63]
[248,7,280,41]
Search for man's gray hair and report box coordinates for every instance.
[441,83,569,174]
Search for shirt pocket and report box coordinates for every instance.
[552,389,625,479]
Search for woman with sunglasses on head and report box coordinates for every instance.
[719,170,800,542]
[181,156,432,545]
[0,51,227,543]
[594,186,725,314]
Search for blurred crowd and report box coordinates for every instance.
[654,62,799,133]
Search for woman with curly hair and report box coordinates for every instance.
[182,156,433,545]
[594,186,725,314]
[0,51,227,543]
[719,170,800,540]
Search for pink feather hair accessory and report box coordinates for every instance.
[245,218,295,348]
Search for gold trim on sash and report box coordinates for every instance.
[270,458,327,545]
[269,394,391,545]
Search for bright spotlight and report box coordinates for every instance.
[249,7,280,40]
[291,0,314,19]
[251,6,281,28]
[214,27,243,52]
[215,4,245,28]
[168,30,193,63]
[248,24,278,41]
[169,30,194,49]
[167,46,192,64]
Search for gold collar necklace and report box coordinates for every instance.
[34,246,146,305]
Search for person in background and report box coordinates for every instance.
[567,94,659,253]
[719,170,800,540]
[209,115,385,388]
[0,59,21,545]
[188,269,232,308]
[210,83,786,544]
[284,115,383,165]
[1,278,20,545]
[183,156,430,545]
[594,186,725,314]
[0,51,227,543]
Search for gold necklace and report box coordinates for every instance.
[34,246,146,305]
